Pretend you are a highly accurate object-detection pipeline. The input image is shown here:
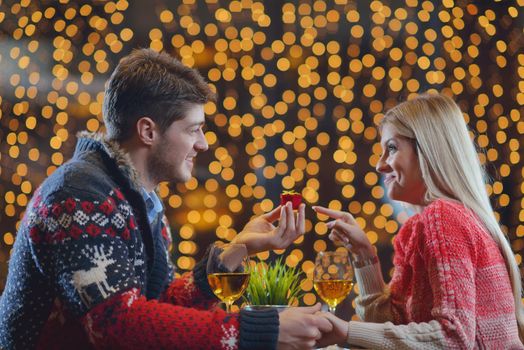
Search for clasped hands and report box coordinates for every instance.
[277,303,350,350]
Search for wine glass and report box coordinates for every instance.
[207,243,250,313]
[313,249,354,314]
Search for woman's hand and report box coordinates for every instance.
[233,202,305,255]
[314,311,349,348]
[312,206,374,258]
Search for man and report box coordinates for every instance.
[0,49,331,349]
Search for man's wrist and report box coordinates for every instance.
[239,308,279,349]
[235,231,269,255]
[192,248,216,298]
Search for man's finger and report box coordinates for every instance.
[310,329,322,341]
[298,303,322,314]
[296,203,305,236]
[276,206,288,236]
[305,339,317,349]
[278,203,295,245]
[262,205,282,223]
[317,311,337,322]
[285,202,295,236]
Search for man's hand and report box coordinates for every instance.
[277,303,333,350]
[233,202,305,255]
[314,311,349,348]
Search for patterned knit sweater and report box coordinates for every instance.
[0,133,279,349]
[347,199,523,349]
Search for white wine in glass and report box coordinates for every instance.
[207,243,250,313]
[313,250,354,314]
[208,272,250,308]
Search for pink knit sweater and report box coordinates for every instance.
[348,199,523,349]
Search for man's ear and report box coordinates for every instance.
[135,117,158,146]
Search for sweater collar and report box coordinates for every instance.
[74,131,142,190]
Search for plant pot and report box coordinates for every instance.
[243,305,289,313]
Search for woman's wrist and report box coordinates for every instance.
[352,245,375,260]
[352,255,379,268]
[351,246,378,268]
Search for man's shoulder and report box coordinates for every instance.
[38,155,116,203]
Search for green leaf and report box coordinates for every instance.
[246,256,304,306]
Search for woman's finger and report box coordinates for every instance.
[312,206,345,219]
[326,220,352,242]
[313,206,356,224]
[331,219,354,238]
[331,230,349,244]
[328,232,345,246]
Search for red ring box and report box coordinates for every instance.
[280,190,302,210]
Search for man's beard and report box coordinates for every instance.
[147,140,181,184]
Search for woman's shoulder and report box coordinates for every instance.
[396,198,484,249]
[421,198,475,223]
[398,199,467,235]
[419,198,488,246]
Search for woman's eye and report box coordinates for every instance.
[387,144,397,152]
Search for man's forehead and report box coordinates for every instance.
[179,104,206,124]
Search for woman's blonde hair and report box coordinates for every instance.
[381,93,524,339]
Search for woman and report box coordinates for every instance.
[313,94,524,349]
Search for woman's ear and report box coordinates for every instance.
[135,117,158,146]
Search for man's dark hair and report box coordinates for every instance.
[103,48,216,142]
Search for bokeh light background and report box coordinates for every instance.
[0,0,523,318]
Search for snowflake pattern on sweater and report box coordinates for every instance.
[221,324,240,350]
[26,188,146,314]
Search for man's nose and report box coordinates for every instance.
[195,130,209,152]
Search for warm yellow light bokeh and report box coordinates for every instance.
[0,1,522,314]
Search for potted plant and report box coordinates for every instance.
[244,257,303,312]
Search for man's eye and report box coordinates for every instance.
[387,144,397,152]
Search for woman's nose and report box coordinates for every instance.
[376,154,390,173]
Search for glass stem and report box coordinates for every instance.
[328,305,336,314]
[226,301,232,313]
